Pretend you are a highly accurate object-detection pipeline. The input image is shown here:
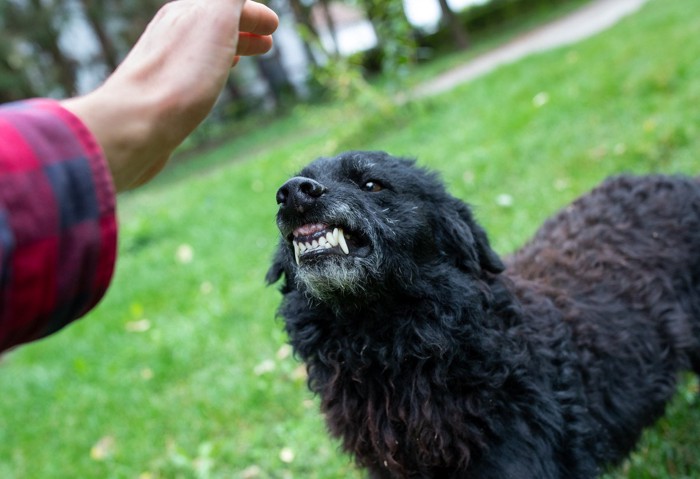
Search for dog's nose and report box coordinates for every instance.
[276,176,327,210]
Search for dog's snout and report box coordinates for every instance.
[276,176,327,209]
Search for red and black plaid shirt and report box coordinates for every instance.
[0,99,117,352]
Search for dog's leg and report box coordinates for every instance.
[465,434,596,479]
[684,268,700,376]
[363,435,592,479]
[366,468,391,479]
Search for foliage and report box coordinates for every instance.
[1,0,700,478]
[0,34,37,102]
[355,0,417,77]
[0,0,77,96]
[0,0,164,100]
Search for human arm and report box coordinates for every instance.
[0,0,278,351]
[0,99,117,351]
[61,0,279,191]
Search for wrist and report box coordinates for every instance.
[61,86,170,192]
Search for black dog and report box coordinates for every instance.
[266,150,700,478]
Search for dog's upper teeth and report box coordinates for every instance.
[337,228,349,255]
[332,228,339,244]
[292,227,350,264]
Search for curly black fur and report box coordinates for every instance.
[266,151,700,478]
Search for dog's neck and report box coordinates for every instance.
[283,271,524,378]
[281,272,549,475]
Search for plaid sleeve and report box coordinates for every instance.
[0,99,117,352]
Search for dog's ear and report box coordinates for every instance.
[266,242,294,293]
[434,198,505,275]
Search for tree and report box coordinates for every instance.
[285,0,325,65]
[437,0,470,50]
[317,0,340,57]
[0,36,38,102]
[78,0,121,71]
[117,0,165,49]
[357,0,416,76]
[2,0,78,96]
[253,47,295,109]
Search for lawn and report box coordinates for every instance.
[1,0,700,477]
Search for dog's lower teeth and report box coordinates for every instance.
[292,227,351,264]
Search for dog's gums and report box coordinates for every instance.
[292,224,349,265]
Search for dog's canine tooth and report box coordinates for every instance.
[293,241,300,265]
[326,231,337,246]
[333,228,339,244]
[338,228,349,255]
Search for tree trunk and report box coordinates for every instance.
[225,76,243,102]
[45,35,77,95]
[80,0,121,71]
[287,0,321,65]
[254,46,294,109]
[318,0,339,57]
[437,0,470,50]
[27,0,77,95]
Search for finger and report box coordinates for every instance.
[232,55,241,67]
[236,32,274,56]
[239,1,279,36]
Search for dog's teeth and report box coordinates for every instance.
[338,228,349,255]
[294,229,347,258]
[293,241,300,265]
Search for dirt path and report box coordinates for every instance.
[410,0,650,99]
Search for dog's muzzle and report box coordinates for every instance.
[275,176,357,266]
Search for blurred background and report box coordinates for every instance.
[0,0,578,136]
[1,0,699,478]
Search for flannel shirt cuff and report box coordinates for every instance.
[0,99,118,351]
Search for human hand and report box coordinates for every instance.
[62,0,278,191]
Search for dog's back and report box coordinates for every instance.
[506,174,700,464]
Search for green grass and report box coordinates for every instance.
[2,0,700,477]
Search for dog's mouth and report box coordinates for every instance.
[289,223,368,265]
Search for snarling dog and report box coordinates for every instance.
[266,150,700,478]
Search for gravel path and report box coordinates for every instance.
[410,0,650,99]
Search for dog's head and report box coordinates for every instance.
[266,151,504,303]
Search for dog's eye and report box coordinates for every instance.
[362,181,383,192]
